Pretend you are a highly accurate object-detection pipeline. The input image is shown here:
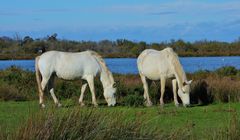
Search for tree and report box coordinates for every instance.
[48,33,58,41]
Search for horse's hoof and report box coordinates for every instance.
[40,104,46,108]
[80,102,85,107]
[145,102,153,107]
[93,104,98,107]
[160,103,165,107]
[57,103,62,108]
[175,103,180,107]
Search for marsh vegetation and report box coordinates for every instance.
[0,66,240,139]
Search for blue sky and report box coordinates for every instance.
[0,0,240,42]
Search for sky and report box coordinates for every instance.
[0,0,240,42]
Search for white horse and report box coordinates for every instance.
[137,48,192,107]
[35,50,116,108]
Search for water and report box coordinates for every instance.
[0,57,240,74]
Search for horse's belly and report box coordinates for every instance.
[56,68,83,80]
[140,56,173,80]
[141,66,161,80]
[55,63,99,80]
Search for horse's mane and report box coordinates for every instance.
[165,48,187,85]
[87,50,114,84]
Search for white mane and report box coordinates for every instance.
[87,50,114,88]
[165,48,188,89]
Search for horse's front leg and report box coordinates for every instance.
[172,79,179,107]
[79,83,88,106]
[86,76,98,107]
[160,77,166,106]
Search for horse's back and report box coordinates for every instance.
[37,51,100,80]
[137,48,176,80]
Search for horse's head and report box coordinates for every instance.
[103,83,116,106]
[177,80,192,107]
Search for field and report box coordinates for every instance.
[0,101,239,139]
[0,67,240,139]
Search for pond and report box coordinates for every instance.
[0,56,240,74]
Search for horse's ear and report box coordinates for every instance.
[183,81,187,86]
[183,80,192,85]
[187,80,192,85]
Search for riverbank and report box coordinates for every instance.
[1,57,240,74]
[1,37,240,60]
[1,52,240,60]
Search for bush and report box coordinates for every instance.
[216,66,238,76]
[14,109,158,140]
[1,67,240,104]
[0,66,36,100]
[208,77,240,102]
[0,84,27,101]
[123,94,144,107]
[190,80,213,105]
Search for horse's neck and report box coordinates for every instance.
[88,50,114,88]
[174,66,187,89]
[100,69,114,88]
[170,53,187,89]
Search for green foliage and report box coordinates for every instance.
[0,66,36,101]
[1,102,240,140]
[123,94,144,107]
[216,66,238,76]
[1,36,240,59]
[13,109,158,140]
[0,83,27,101]
[1,67,240,104]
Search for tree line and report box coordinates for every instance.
[0,33,240,59]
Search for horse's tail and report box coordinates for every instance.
[35,56,42,94]
[137,49,151,75]
[88,50,114,84]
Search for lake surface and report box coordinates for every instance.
[0,57,240,74]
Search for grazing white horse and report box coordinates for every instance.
[35,50,116,108]
[137,48,192,107]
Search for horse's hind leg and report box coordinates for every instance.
[40,77,50,108]
[140,74,152,107]
[38,85,45,108]
[79,83,88,106]
[49,76,61,107]
[86,76,98,107]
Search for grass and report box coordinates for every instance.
[0,67,240,139]
[0,101,239,139]
[1,66,240,104]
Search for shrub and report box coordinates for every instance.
[190,80,213,105]
[207,77,240,102]
[216,66,238,76]
[0,84,27,101]
[14,109,158,140]
[123,94,144,107]
[1,67,240,104]
[0,66,36,100]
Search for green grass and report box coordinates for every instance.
[0,101,239,139]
